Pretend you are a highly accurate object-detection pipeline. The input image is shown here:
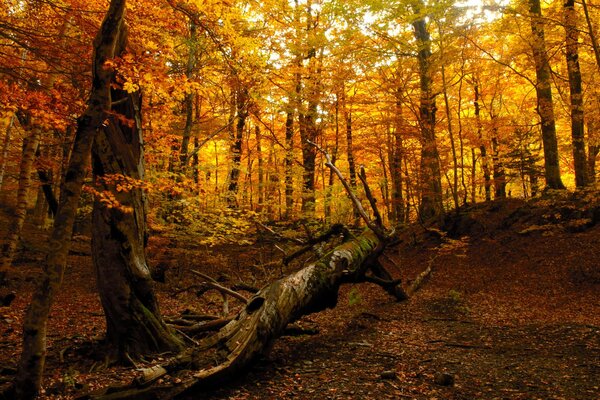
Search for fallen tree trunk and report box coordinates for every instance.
[83,229,402,399]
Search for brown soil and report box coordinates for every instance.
[1,195,599,399]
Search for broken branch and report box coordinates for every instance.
[307,139,385,239]
[190,270,248,304]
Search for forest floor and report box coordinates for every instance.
[1,191,600,399]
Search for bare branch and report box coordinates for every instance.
[190,270,248,304]
[307,139,385,238]
[358,166,384,230]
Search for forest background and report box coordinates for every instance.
[1,0,600,399]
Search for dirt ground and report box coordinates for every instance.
[1,196,600,399]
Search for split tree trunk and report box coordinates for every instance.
[91,35,183,356]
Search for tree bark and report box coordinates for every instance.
[491,133,506,198]
[343,89,359,223]
[227,83,248,208]
[563,0,588,187]
[92,90,183,359]
[91,17,183,357]
[284,106,295,219]
[179,21,197,169]
[13,2,128,398]
[0,127,39,284]
[0,114,15,191]
[390,93,405,225]
[412,1,443,222]
[299,1,320,216]
[474,81,491,201]
[528,0,565,190]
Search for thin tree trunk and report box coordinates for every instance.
[564,0,588,187]
[529,0,565,190]
[474,81,491,201]
[284,107,294,219]
[390,95,405,225]
[256,126,264,212]
[299,1,320,216]
[0,127,39,284]
[588,122,599,183]
[179,22,197,168]
[324,95,340,222]
[13,2,128,398]
[343,90,359,223]
[491,132,506,198]
[441,64,459,211]
[470,147,477,203]
[227,84,248,208]
[582,0,600,71]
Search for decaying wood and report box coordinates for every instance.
[82,229,398,399]
[80,132,433,400]
[283,223,349,265]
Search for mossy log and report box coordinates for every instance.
[83,230,401,400]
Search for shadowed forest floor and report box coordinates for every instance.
[1,195,599,399]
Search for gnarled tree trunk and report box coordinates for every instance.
[91,44,183,356]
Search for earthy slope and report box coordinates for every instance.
[1,193,599,399]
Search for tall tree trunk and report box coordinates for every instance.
[441,64,459,211]
[470,147,477,203]
[0,127,39,285]
[284,107,294,219]
[412,1,443,222]
[390,95,405,225]
[491,131,506,198]
[179,22,197,168]
[299,0,320,216]
[474,81,491,201]
[227,84,248,208]
[343,90,359,223]
[582,0,600,71]
[564,0,588,187]
[300,110,317,215]
[529,0,565,190]
[13,2,128,398]
[256,126,264,212]
[324,95,340,222]
[588,122,599,183]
